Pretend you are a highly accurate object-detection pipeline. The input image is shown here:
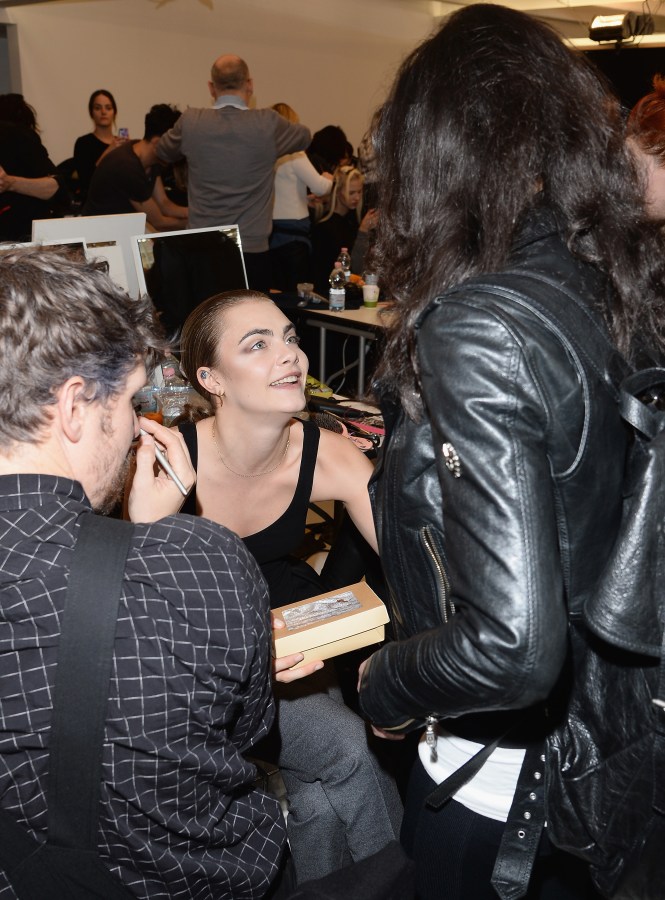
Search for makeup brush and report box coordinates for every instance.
[139,428,188,497]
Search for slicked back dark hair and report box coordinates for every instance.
[371,3,665,413]
[180,289,272,405]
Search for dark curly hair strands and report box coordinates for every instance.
[372,4,665,415]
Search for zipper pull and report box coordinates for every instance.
[425,715,438,763]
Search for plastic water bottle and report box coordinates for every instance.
[329,261,346,311]
[337,247,352,281]
[161,356,186,387]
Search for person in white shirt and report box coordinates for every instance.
[270,103,333,291]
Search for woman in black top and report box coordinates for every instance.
[0,94,61,241]
[137,289,402,884]
[73,89,125,202]
[176,290,376,591]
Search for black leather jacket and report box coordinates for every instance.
[359,210,628,739]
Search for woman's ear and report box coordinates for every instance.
[196,367,210,391]
[197,366,224,396]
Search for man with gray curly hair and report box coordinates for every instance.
[0,249,287,898]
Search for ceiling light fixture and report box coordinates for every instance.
[588,11,655,42]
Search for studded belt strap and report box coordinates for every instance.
[490,744,546,900]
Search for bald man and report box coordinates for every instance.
[158,55,310,291]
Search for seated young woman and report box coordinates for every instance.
[311,165,365,295]
[131,289,402,884]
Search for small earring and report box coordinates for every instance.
[200,371,208,379]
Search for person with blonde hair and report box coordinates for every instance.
[270,102,333,291]
[311,165,364,295]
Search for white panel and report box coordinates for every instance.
[32,212,147,298]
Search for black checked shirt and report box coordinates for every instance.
[0,475,286,899]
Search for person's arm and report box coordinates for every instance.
[170,521,276,759]
[152,175,188,221]
[350,209,378,275]
[312,428,378,553]
[291,153,333,197]
[0,166,59,200]
[156,116,184,164]
[127,418,196,522]
[131,194,186,231]
[273,113,311,158]
[359,299,570,731]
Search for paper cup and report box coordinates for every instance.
[362,284,380,307]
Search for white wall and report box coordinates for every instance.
[6,0,435,165]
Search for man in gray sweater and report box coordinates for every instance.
[158,55,310,292]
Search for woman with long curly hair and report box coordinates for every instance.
[358,5,665,899]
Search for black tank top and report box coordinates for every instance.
[178,418,321,606]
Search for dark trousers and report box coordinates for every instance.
[269,240,311,292]
[243,250,272,293]
[401,758,601,900]
[267,842,415,900]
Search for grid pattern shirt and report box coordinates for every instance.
[0,475,286,899]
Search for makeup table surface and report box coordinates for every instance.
[300,303,394,399]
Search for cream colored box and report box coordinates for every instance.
[273,582,389,666]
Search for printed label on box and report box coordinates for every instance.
[281,590,362,630]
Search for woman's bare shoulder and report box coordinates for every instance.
[313,425,373,494]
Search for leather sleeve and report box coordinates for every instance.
[360,296,575,729]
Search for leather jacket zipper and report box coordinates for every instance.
[425,714,438,763]
[420,527,452,764]
[420,525,455,624]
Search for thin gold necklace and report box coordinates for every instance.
[211,420,290,478]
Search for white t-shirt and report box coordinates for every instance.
[273,152,332,221]
[419,728,526,822]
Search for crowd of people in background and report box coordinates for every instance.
[0,62,380,295]
[0,55,663,291]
